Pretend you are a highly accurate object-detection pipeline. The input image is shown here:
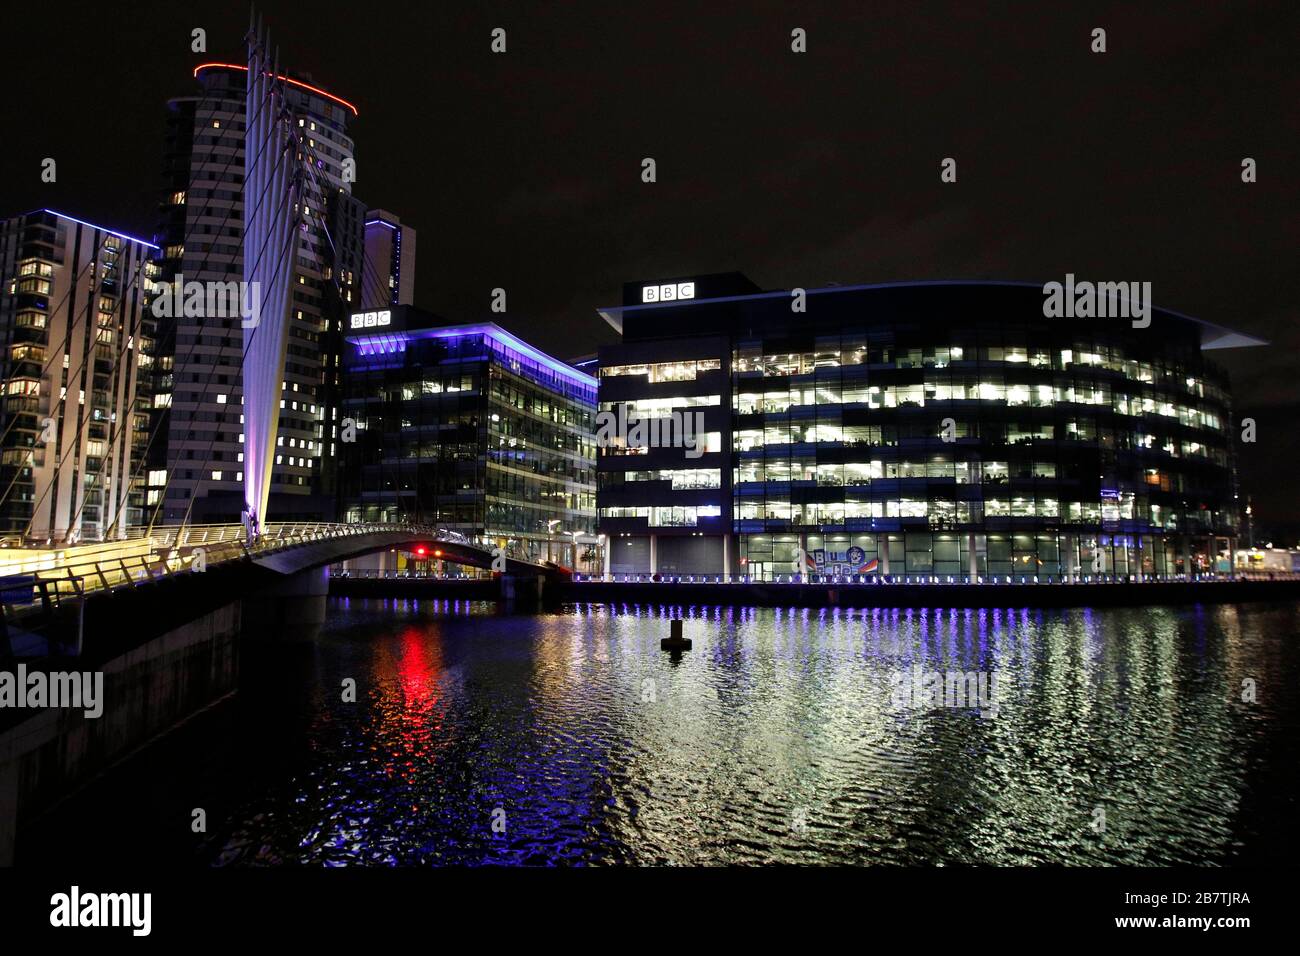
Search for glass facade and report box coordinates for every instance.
[597,278,1250,582]
[597,331,733,576]
[340,317,597,564]
[0,211,155,542]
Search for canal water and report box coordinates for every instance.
[24,600,1300,865]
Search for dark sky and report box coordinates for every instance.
[3,1,1297,532]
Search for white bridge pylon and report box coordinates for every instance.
[241,12,300,532]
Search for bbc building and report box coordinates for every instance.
[595,273,1260,583]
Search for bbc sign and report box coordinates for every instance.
[350,309,392,330]
[642,282,696,304]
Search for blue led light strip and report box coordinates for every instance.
[40,209,159,249]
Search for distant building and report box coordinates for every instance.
[0,210,156,542]
[362,210,417,307]
[338,306,597,568]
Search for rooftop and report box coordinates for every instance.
[598,277,1267,351]
[193,63,358,116]
[345,314,597,390]
[12,209,158,249]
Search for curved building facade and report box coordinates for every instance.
[596,274,1261,582]
[149,63,362,522]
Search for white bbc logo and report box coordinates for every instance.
[642,282,695,304]
[350,309,392,330]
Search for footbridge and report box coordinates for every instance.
[1,523,563,657]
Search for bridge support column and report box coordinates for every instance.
[501,574,544,607]
[0,750,16,866]
[243,566,329,640]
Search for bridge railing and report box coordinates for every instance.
[12,522,444,610]
[135,522,420,549]
[25,552,191,610]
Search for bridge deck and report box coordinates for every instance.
[1,523,561,617]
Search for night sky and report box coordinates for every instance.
[3,1,1297,535]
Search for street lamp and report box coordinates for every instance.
[566,530,580,571]
[546,519,561,563]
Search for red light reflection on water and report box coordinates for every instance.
[368,625,451,785]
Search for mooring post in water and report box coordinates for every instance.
[661,618,691,651]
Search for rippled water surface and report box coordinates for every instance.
[28,600,1300,865]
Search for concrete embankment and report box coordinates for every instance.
[0,602,240,866]
[0,559,328,865]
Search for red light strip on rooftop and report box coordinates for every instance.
[193,63,358,116]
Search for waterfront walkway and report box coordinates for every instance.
[330,570,1300,609]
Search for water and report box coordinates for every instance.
[25,600,1300,865]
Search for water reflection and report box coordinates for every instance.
[208,600,1298,865]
